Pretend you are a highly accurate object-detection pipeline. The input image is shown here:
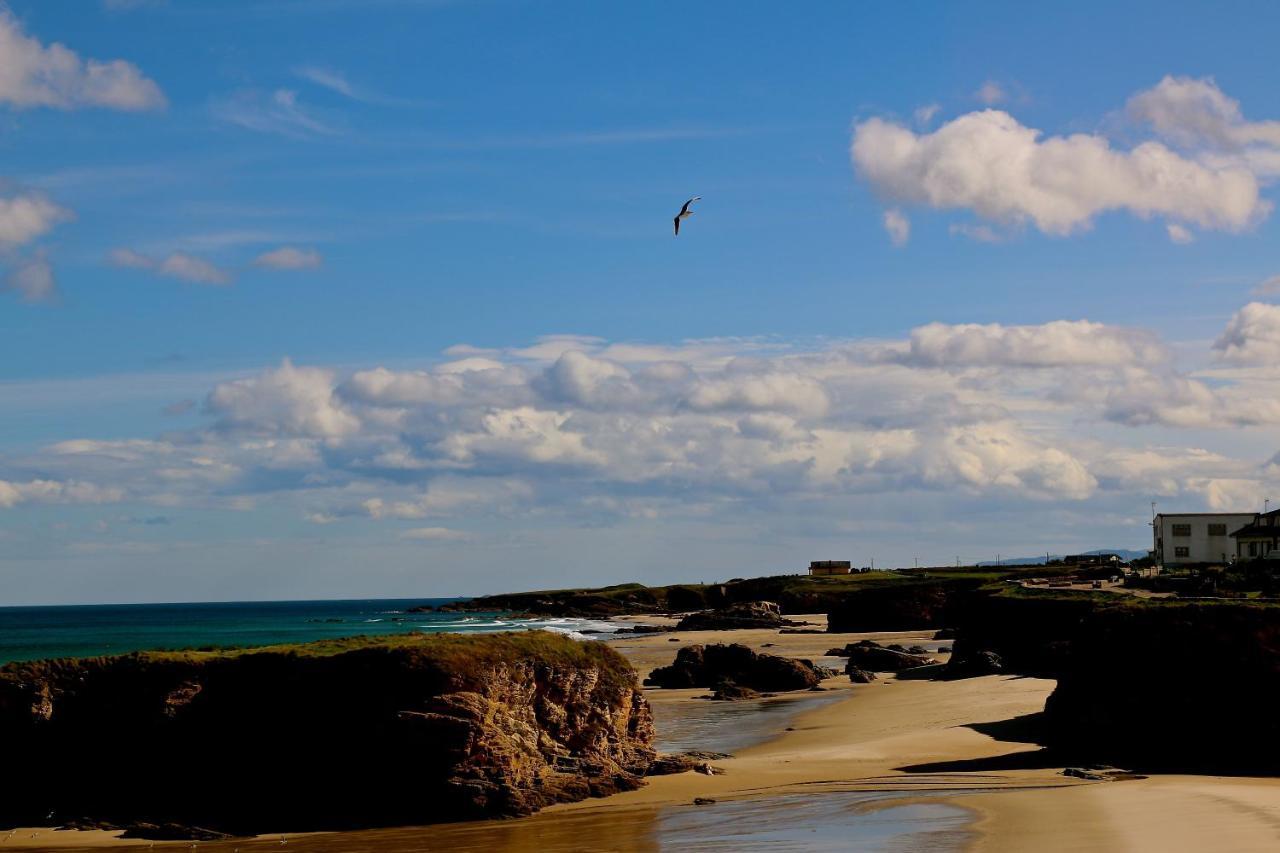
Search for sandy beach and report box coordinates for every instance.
[9,617,1280,851]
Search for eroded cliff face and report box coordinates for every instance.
[0,632,655,835]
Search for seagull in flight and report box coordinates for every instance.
[673,197,700,236]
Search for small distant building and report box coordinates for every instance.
[1153,512,1254,566]
[809,560,852,576]
[1231,509,1280,561]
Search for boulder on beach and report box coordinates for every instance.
[644,643,833,692]
[845,661,877,683]
[709,681,761,701]
[944,649,1005,678]
[834,640,935,672]
[675,601,788,631]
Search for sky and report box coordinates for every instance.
[4,1,1280,605]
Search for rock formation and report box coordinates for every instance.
[675,601,790,631]
[644,644,832,692]
[830,640,935,672]
[0,632,655,836]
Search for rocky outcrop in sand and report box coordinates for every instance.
[644,643,833,693]
[828,640,935,672]
[675,601,792,631]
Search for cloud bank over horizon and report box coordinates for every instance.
[7,307,1280,593]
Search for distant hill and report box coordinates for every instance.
[977,548,1149,567]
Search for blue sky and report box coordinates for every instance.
[3,1,1280,604]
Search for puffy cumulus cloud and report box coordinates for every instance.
[1127,76,1280,160]
[0,10,165,111]
[535,351,635,407]
[685,370,831,418]
[109,248,231,285]
[14,321,1280,534]
[852,110,1265,239]
[207,359,360,438]
[441,407,607,468]
[918,422,1097,499]
[893,320,1165,369]
[0,478,123,508]
[252,246,322,270]
[341,366,465,407]
[0,191,72,249]
[1214,302,1280,365]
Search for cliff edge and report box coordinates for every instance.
[0,631,655,836]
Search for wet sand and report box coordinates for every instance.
[12,615,1280,850]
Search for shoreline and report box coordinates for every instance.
[9,616,1280,850]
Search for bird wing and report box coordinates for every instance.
[679,197,700,215]
[674,216,680,235]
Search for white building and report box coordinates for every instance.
[1152,512,1254,566]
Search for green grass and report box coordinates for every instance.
[0,630,639,692]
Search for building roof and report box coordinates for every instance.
[1229,508,1280,538]
[1232,526,1280,539]
[1156,512,1256,517]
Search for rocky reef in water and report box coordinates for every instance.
[0,631,655,836]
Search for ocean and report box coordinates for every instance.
[0,598,627,665]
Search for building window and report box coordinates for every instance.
[1250,542,1259,557]
[1174,546,1190,558]
[1171,524,1192,537]
[1208,523,1227,536]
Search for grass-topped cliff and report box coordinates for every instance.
[0,631,655,837]
[438,568,1029,618]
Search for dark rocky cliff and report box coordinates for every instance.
[1042,599,1280,773]
[825,577,989,632]
[0,632,655,835]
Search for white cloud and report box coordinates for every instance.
[0,478,124,508]
[882,208,910,246]
[1166,223,1194,244]
[252,246,322,270]
[1214,302,1280,364]
[160,253,230,284]
[1252,275,1280,297]
[852,109,1266,238]
[0,10,165,110]
[975,80,1007,105]
[892,319,1166,368]
[0,191,72,249]
[913,103,940,126]
[399,526,470,542]
[109,248,231,285]
[207,359,360,438]
[14,320,1280,538]
[1127,75,1280,159]
[211,88,336,138]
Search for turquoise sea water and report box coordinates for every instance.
[0,598,627,665]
